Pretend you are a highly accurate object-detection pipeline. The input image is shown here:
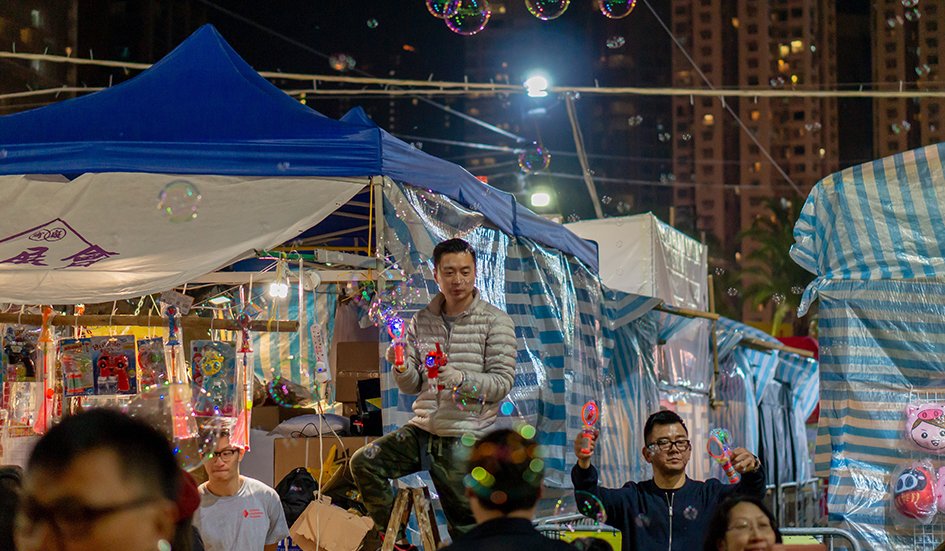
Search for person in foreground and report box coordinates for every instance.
[15,408,180,551]
[350,238,517,548]
[703,495,782,551]
[440,428,575,551]
[572,410,767,551]
[195,430,289,551]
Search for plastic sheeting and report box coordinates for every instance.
[378,182,660,488]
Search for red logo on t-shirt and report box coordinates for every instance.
[242,508,264,519]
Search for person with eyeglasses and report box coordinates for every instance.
[702,496,782,551]
[14,409,180,551]
[194,430,288,551]
[571,410,766,551]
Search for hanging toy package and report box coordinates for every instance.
[90,335,137,396]
[190,340,237,417]
[4,326,39,382]
[137,337,168,390]
[889,460,938,525]
[1,326,41,434]
[59,338,95,397]
[905,402,945,454]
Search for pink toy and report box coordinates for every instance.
[936,467,945,511]
[906,403,945,453]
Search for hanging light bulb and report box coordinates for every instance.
[268,260,290,299]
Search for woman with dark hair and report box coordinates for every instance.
[703,495,782,551]
[15,408,181,551]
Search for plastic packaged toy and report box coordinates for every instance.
[890,461,938,524]
[59,338,94,396]
[90,336,137,395]
[905,402,945,453]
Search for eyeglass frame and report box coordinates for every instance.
[645,438,692,453]
[211,447,241,461]
[16,494,162,540]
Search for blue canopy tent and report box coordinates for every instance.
[0,24,597,297]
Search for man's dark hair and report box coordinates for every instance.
[643,410,688,444]
[464,429,543,515]
[27,408,180,501]
[0,465,23,551]
[433,238,476,267]
[702,495,782,551]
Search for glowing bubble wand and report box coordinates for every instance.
[230,313,254,449]
[384,311,406,368]
[163,305,197,440]
[34,306,55,434]
[707,428,741,484]
[580,401,600,455]
[425,342,447,392]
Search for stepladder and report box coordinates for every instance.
[380,486,441,551]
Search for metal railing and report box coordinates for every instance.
[780,527,861,551]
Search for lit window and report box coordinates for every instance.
[779,45,790,57]
[703,114,715,126]
[790,40,803,53]
[732,17,740,28]
[750,110,761,121]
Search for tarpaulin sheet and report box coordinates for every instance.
[792,142,945,550]
[378,182,660,488]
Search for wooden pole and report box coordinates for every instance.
[0,313,298,332]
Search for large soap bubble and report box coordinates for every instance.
[518,142,551,174]
[446,0,492,36]
[125,382,231,471]
[157,180,202,223]
[525,0,571,20]
[426,0,461,18]
[599,0,636,19]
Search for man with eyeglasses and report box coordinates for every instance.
[571,410,766,551]
[194,430,289,551]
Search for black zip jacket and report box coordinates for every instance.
[571,462,766,551]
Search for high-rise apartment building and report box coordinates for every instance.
[873,0,945,157]
[671,0,839,323]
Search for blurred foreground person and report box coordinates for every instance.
[15,408,179,551]
[441,428,575,551]
[0,465,23,551]
[703,495,782,551]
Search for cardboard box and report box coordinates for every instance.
[273,436,377,484]
[334,371,379,403]
[251,406,323,432]
[336,342,380,373]
[289,497,373,551]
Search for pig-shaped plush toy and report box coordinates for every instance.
[906,403,945,453]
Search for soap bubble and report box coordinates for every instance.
[276,161,291,171]
[567,213,581,223]
[772,293,785,304]
[684,505,699,520]
[158,180,202,223]
[681,132,692,141]
[628,115,643,127]
[525,0,570,21]
[902,0,919,6]
[0,149,7,159]
[905,8,921,21]
[598,0,636,19]
[606,35,626,49]
[726,287,739,297]
[791,285,804,295]
[518,142,551,173]
[886,16,899,28]
[366,18,379,28]
[635,513,651,527]
[395,429,408,442]
[126,382,230,471]
[658,132,672,142]
[426,0,461,18]
[267,375,319,409]
[601,195,613,205]
[714,267,725,276]
[328,53,356,72]
[575,490,608,523]
[445,0,492,36]
[769,76,786,88]
[916,64,932,76]
[452,383,485,412]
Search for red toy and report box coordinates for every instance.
[893,463,937,522]
[425,343,447,392]
[97,352,130,392]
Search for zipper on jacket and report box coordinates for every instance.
[666,492,674,551]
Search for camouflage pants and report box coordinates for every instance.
[349,424,475,537]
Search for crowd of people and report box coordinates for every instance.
[0,238,817,550]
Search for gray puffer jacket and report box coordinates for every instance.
[393,289,516,437]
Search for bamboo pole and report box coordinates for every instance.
[741,337,814,359]
[0,313,298,332]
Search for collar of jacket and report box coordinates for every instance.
[427,288,481,316]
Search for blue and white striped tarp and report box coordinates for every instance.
[378,182,662,488]
[792,143,945,551]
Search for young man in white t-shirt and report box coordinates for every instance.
[194,432,289,551]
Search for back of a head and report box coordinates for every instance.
[644,410,687,442]
[464,429,543,516]
[0,465,23,551]
[28,408,179,500]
